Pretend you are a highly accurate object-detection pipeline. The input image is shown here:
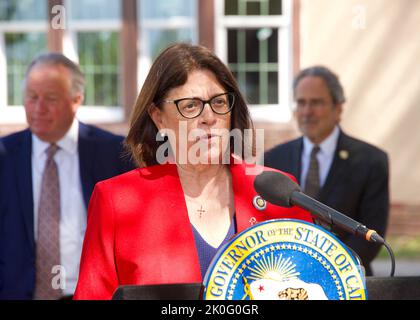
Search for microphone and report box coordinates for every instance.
[254,171,385,244]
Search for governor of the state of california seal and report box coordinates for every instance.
[203,219,367,300]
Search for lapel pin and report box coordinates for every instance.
[253,195,266,211]
[339,150,349,160]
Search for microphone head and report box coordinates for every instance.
[254,171,301,207]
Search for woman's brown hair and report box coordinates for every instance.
[126,43,253,167]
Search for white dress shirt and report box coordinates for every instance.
[300,126,340,191]
[32,119,87,295]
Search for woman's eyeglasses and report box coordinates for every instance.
[162,92,235,119]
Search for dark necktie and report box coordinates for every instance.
[304,145,321,199]
[34,144,62,299]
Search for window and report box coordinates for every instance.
[77,32,120,107]
[0,0,124,124]
[68,0,120,20]
[215,0,293,122]
[228,28,279,105]
[0,0,47,21]
[0,0,48,122]
[64,0,123,122]
[5,32,47,106]
[0,0,199,125]
[138,0,198,86]
[225,0,282,15]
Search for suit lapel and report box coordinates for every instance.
[78,123,96,208]
[319,131,351,202]
[292,138,304,184]
[15,130,35,249]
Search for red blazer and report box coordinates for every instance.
[73,161,313,300]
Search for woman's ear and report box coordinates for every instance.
[149,103,163,131]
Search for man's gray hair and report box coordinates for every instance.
[24,52,85,97]
[293,66,346,105]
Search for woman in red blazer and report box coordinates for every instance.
[74,44,312,300]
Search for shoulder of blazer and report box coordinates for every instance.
[95,160,301,195]
[265,136,302,157]
[91,163,183,219]
[78,122,125,144]
[78,122,127,166]
[94,163,178,195]
[337,130,388,164]
[0,138,5,155]
[1,129,32,154]
[0,130,32,183]
[230,159,301,188]
[264,137,303,180]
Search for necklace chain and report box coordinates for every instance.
[184,168,227,219]
[197,205,206,218]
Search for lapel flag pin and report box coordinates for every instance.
[253,195,266,211]
[339,150,349,160]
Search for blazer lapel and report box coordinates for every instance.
[15,130,35,249]
[292,138,304,184]
[230,161,252,232]
[319,131,351,202]
[140,163,202,282]
[230,161,268,232]
[78,123,96,208]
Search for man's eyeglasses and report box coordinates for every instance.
[162,92,235,119]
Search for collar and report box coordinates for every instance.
[32,118,79,157]
[302,125,340,158]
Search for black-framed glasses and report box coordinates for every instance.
[162,92,235,119]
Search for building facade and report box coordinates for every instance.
[1,0,419,220]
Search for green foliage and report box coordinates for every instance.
[78,32,120,106]
[6,32,47,105]
[377,235,420,259]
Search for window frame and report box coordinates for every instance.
[137,0,199,89]
[0,20,48,124]
[61,0,124,123]
[0,0,125,125]
[214,0,294,123]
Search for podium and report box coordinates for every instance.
[366,276,420,300]
[111,219,418,300]
[112,283,203,300]
[112,277,420,300]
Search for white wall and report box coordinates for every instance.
[300,0,420,204]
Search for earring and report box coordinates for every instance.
[158,130,168,139]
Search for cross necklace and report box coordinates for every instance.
[194,177,221,218]
[186,168,227,219]
[197,205,206,218]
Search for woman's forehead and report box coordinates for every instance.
[166,70,226,98]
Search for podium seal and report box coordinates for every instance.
[203,219,367,300]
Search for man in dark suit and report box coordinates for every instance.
[264,66,389,276]
[0,53,134,299]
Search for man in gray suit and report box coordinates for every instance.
[264,66,389,276]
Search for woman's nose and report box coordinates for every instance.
[199,102,217,125]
